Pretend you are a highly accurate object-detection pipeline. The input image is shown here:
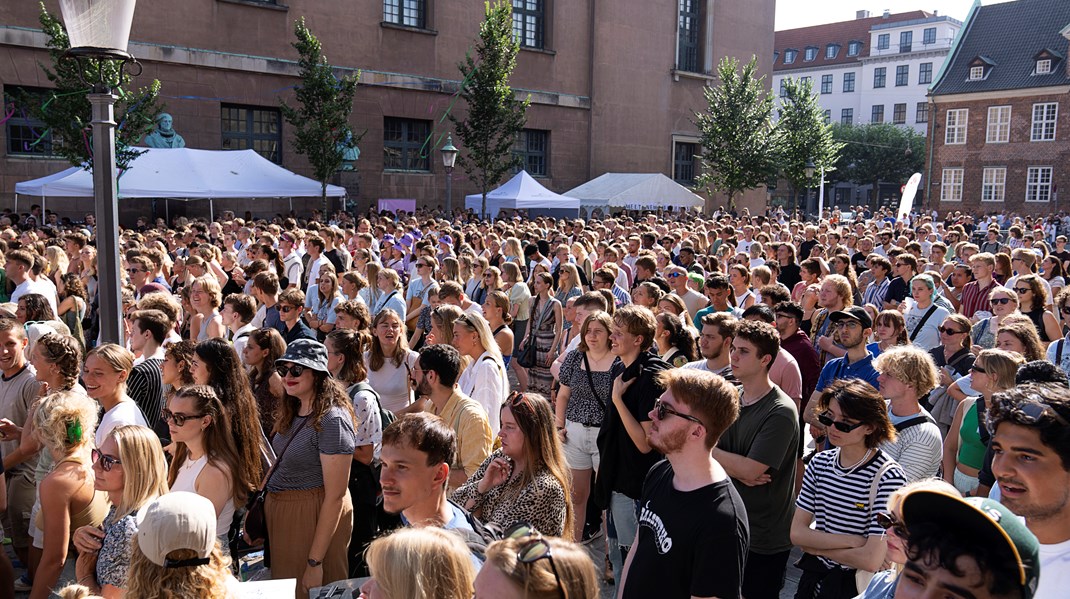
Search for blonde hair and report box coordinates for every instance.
[55,585,100,599]
[483,536,600,599]
[975,348,1025,392]
[872,344,940,395]
[45,245,69,277]
[126,541,232,599]
[191,275,222,309]
[365,528,475,599]
[34,390,98,454]
[86,344,134,393]
[109,425,169,518]
[454,312,502,362]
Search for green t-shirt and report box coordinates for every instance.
[717,384,800,554]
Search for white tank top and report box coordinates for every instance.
[171,454,236,537]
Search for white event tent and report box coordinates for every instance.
[464,170,580,218]
[15,147,345,218]
[564,173,705,213]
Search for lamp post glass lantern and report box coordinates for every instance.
[441,134,459,215]
[58,0,140,346]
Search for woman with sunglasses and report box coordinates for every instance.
[856,479,960,599]
[29,391,108,599]
[791,379,907,599]
[473,528,600,599]
[970,286,1019,351]
[360,527,476,599]
[452,392,573,540]
[165,385,254,555]
[466,257,489,306]
[942,349,1024,495]
[453,313,510,435]
[366,309,421,415]
[1013,273,1061,342]
[265,340,357,598]
[73,425,169,598]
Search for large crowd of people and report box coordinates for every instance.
[0,203,1065,599]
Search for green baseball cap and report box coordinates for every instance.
[901,490,1040,599]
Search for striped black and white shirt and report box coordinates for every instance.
[796,448,907,570]
[127,358,165,431]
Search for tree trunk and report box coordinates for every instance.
[482,191,488,220]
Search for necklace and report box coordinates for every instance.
[834,448,874,477]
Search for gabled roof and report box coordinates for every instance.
[932,0,1070,95]
[773,11,931,71]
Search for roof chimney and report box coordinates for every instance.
[883,9,891,18]
[856,10,870,19]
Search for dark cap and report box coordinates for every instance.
[901,491,1040,599]
[828,306,873,329]
[275,339,330,374]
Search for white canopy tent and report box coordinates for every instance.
[15,147,346,219]
[564,173,705,213]
[464,170,580,218]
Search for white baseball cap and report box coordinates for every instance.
[135,492,216,568]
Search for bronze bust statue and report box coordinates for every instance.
[142,113,186,149]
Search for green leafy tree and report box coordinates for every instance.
[279,17,360,214]
[694,56,779,212]
[828,122,925,206]
[20,3,162,171]
[450,0,530,217]
[775,77,842,212]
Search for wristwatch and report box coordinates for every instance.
[307,558,323,568]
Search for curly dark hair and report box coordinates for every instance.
[904,520,1024,599]
[60,273,87,301]
[164,340,197,388]
[19,293,54,323]
[988,383,1070,470]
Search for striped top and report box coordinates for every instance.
[266,406,357,492]
[796,448,907,570]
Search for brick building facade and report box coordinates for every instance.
[927,0,1070,215]
[0,0,775,222]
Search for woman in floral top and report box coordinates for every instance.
[452,392,573,540]
[72,425,170,597]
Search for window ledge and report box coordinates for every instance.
[216,0,288,11]
[380,22,438,36]
[520,46,556,56]
[672,69,716,82]
[5,154,66,161]
[383,169,434,175]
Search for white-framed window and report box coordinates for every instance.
[877,34,889,50]
[970,66,985,80]
[1031,103,1058,141]
[945,109,968,145]
[847,41,862,56]
[941,168,964,202]
[826,45,838,59]
[784,49,797,64]
[986,106,1011,143]
[981,167,1006,202]
[1037,59,1052,74]
[804,47,817,61]
[1026,167,1053,202]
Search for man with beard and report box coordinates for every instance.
[683,312,738,383]
[804,307,880,427]
[989,383,1070,599]
[412,344,492,489]
[619,368,749,599]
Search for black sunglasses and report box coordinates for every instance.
[938,326,967,335]
[1061,306,1070,316]
[654,399,705,427]
[817,411,866,433]
[162,409,206,426]
[280,305,297,313]
[92,449,122,472]
[990,297,1013,305]
[971,364,987,374]
[276,364,307,378]
[1014,287,1032,295]
[504,522,567,599]
[876,512,908,538]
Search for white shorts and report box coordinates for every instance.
[563,419,601,471]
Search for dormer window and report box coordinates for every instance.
[847,41,862,56]
[1037,59,1052,74]
[970,66,984,80]
[784,49,797,64]
[804,47,818,61]
[967,56,995,81]
[826,44,839,59]
[1032,50,1062,75]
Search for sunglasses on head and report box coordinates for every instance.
[1013,399,1070,427]
[92,449,122,472]
[276,364,307,378]
[876,512,908,538]
[990,297,1013,305]
[817,411,866,433]
[503,523,567,598]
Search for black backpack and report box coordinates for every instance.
[447,500,504,560]
[349,382,397,429]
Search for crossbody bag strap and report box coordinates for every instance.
[256,415,311,492]
[865,458,896,523]
[582,352,609,410]
[909,304,940,342]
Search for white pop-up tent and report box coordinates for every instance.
[15,147,346,218]
[564,173,705,212]
[464,170,580,218]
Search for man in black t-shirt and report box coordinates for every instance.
[619,368,749,599]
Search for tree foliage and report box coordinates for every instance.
[450,0,530,217]
[279,17,360,211]
[775,77,843,201]
[21,3,162,171]
[827,122,925,195]
[694,56,778,211]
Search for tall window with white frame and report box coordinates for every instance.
[877,34,889,50]
[919,62,933,84]
[941,168,963,202]
[899,31,912,53]
[895,65,909,86]
[843,72,855,92]
[981,167,1006,202]
[923,27,936,45]
[383,0,426,28]
[820,75,833,94]
[1026,167,1053,202]
[513,0,544,50]
[874,67,886,88]
[986,106,1011,143]
[677,0,702,73]
[945,109,968,144]
[1031,103,1058,141]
